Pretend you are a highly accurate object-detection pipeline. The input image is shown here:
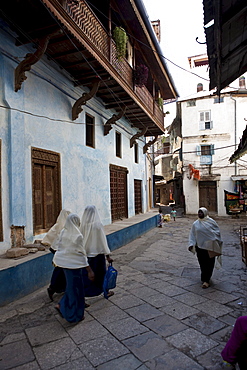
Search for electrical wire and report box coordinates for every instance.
[86,0,210,83]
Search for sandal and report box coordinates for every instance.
[107,291,114,297]
[202,282,210,289]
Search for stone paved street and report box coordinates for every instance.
[0,216,247,369]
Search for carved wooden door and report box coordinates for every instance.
[32,148,61,234]
[134,179,142,214]
[110,165,128,221]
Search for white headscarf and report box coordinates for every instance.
[80,205,110,257]
[53,213,88,269]
[189,207,223,257]
[41,209,71,247]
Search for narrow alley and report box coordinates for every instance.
[0,216,246,369]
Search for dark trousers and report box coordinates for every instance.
[49,266,66,293]
[195,246,215,283]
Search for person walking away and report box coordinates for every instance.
[188,207,222,289]
[53,213,94,323]
[80,205,114,298]
[171,207,177,221]
[41,209,71,301]
[157,208,163,227]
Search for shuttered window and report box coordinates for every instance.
[32,148,61,234]
[199,111,213,130]
[116,132,122,158]
[134,143,138,163]
[196,144,215,165]
[86,113,95,148]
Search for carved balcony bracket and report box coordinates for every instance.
[72,78,100,120]
[143,135,158,154]
[104,106,126,136]
[15,31,61,92]
[130,127,148,148]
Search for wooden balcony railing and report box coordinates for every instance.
[65,0,163,128]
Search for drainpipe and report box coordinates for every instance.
[230,95,237,175]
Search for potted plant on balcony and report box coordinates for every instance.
[157,97,163,110]
[113,27,128,60]
[134,64,149,87]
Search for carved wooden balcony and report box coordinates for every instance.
[64,0,164,131]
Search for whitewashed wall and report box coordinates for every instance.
[181,88,247,216]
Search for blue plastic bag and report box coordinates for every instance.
[103,263,118,299]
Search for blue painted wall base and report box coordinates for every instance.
[0,215,158,306]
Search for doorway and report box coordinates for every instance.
[199,181,217,212]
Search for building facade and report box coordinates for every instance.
[181,79,247,216]
[0,0,177,253]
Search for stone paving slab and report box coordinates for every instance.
[97,353,143,370]
[160,301,200,320]
[122,331,172,362]
[67,317,109,344]
[33,337,83,369]
[193,300,234,318]
[183,312,227,335]
[52,357,95,370]
[11,361,41,370]
[25,321,68,346]
[0,339,35,369]
[145,348,204,370]
[103,316,149,340]
[110,290,145,309]
[166,328,218,357]
[143,292,178,308]
[125,303,163,322]
[143,313,188,337]
[1,217,247,369]
[173,291,209,306]
[79,334,129,367]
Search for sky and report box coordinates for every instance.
[142,0,209,124]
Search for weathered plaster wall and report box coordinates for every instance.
[0,28,147,253]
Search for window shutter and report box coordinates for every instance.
[210,120,213,129]
[200,155,212,165]
[199,121,205,130]
[211,144,215,155]
[196,145,201,155]
[205,111,211,121]
[199,112,205,130]
[199,112,204,121]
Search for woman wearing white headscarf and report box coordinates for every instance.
[41,209,71,301]
[41,209,71,249]
[53,213,94,323]
[188,207,223,289]
[80,205,114,298]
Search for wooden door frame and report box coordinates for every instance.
[134,179,142,214]
[31,147,62,234]
[110,164,128,221]
[199,180,217,212]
